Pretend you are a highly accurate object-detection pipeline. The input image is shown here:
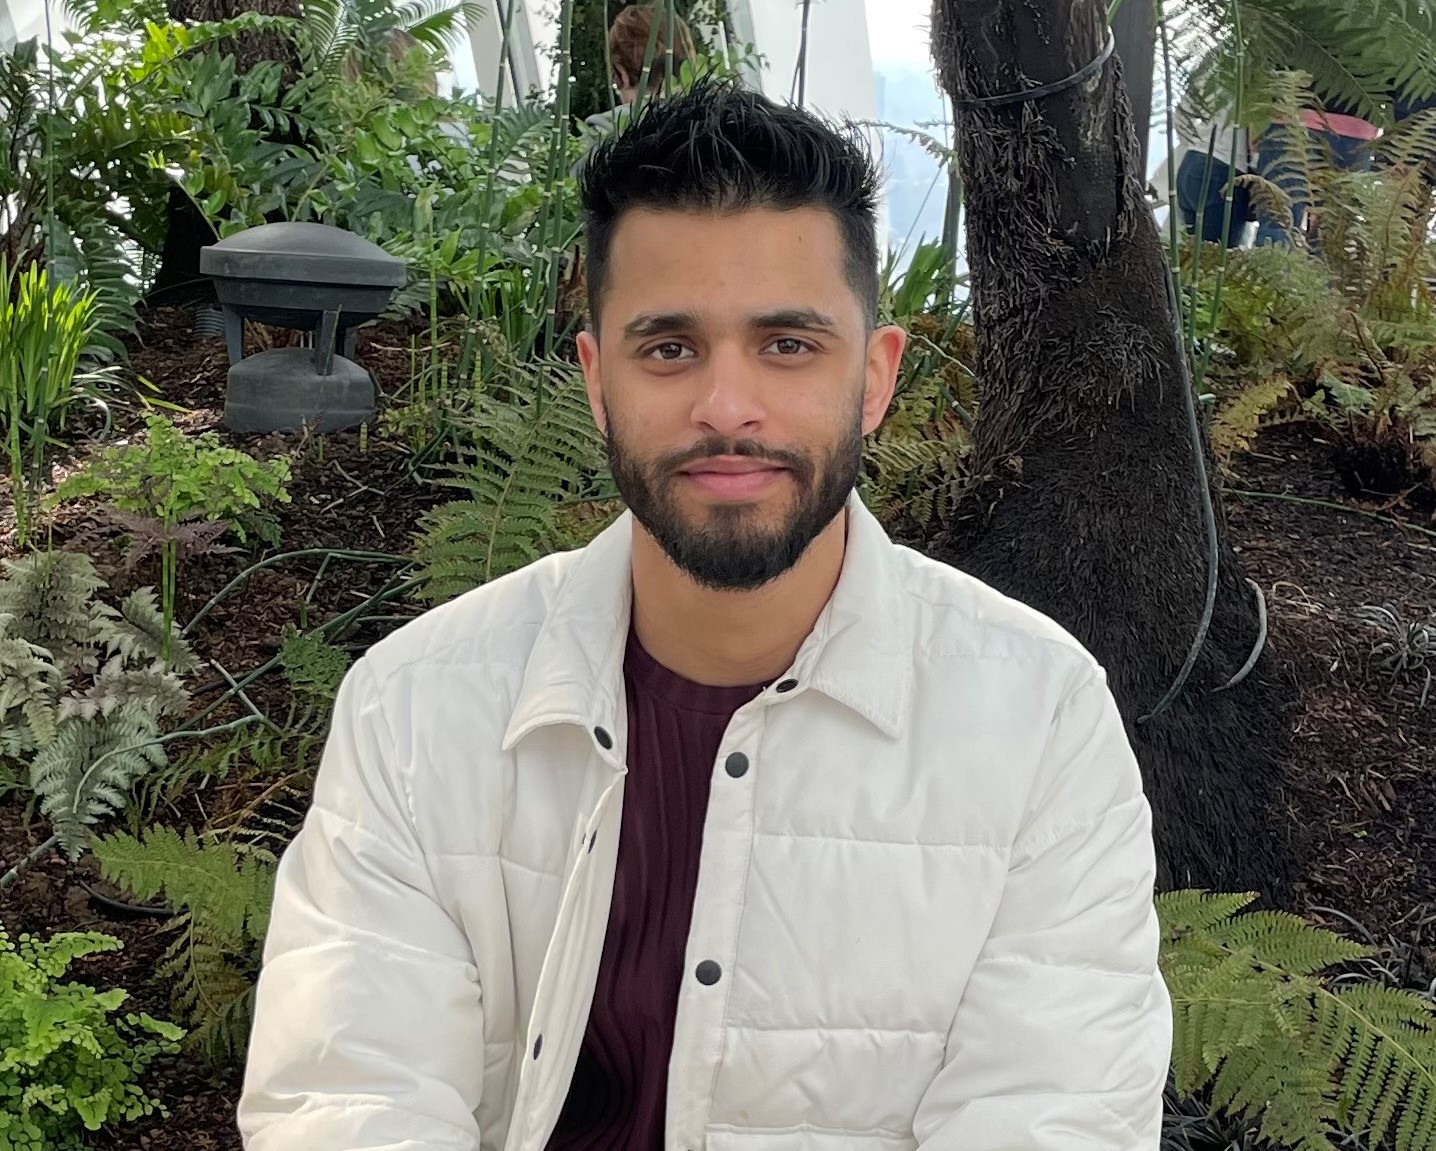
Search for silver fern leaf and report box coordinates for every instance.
[94,587,200,674]
[31,707,167,858]
[59,655,191,722]
[0,551,107,668]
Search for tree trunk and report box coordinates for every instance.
[927,0,1294,902]
[1110,0,1154,176]
[147,0,302,306]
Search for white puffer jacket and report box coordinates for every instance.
[238,492,1172,1151]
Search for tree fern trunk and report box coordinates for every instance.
[927,0,1293,901]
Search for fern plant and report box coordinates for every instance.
[0,552,194,861]
[55,414,291,661]
[1160,889,1436,1151]
[102,629,348,1065]
[413,355,613,600]
[94,825,275,1067]
[860,309,973,542]
[1168,0,1436,133]
[0,923,184,1150]
[1193,86,1436,474]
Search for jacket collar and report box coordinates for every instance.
[500,490,914,752]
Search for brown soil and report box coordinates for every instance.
[1223,427,1436,975]
[2,310,1435,1147]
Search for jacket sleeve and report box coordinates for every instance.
[912,670,1173,1150]
[237,658,486,1151]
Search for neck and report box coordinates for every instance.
[629,508,849,687]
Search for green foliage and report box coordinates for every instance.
[95,823,278,1066]
[0,923,183,1150]
[413,356,613,600]
[56,415,291,657]
[862,309,973,543]
[132,624,338,834]
[0,260,99,547]
[1210,373,1299,458]
[859,246,973,540]
[1169,0,1436,131]
[566,0,727,124]
[279,625,351,700]
[1191,89,1436,474]
[302,0,481,79]
[57,415,291,546]
[1160,889,1436,1151]
[0,14,299,351]
[880,240,964,325]
[0,552,192,859]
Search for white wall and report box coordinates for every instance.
[1,0,66,52]
[735,0,887,245]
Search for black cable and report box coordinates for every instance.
[1138,260,1221,724]
[1214,578,1267,692]
[953,33,1115,109]
[80,878,174,918]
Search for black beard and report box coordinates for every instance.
[605,408,863,591]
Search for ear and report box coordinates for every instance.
[861,324,907,435]
[577,329,608,436]
[612,65,631,90]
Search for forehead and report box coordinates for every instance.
[601,206,858,329]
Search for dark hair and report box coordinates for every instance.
[579,78,882,331]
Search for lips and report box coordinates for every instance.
[679,457,788,500]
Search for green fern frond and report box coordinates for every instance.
[0,551,106,665]
[1377,108,1436,170]
[1159,889,1436,1151]
[1213,375,1299,459]
[98,828,276,1067]
[413,360,607,600]
[58,656,190,722]
[157,917,261,1066]
[1325,984,1436,1149]
[279,627,351,700]
[0,633,62,720]
[94,824,275,952]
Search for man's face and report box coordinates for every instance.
[577,206,905,591]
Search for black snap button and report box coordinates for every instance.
[775,678,798,693]
[695,960,722,986]
[594,726,613,749]
[724,752,749,778]
[533,1034,543,1059]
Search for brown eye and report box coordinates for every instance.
[766,337,811,355]
[646,341,693,362]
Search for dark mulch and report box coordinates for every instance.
[1224,426,1436,977]
[1,306,452,1151]
[4,307,1436,1148]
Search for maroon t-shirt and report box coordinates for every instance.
[545,627,767,1151]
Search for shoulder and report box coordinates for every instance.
[357,549,581,690]
[888,541,1103,686]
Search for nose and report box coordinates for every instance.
[690,342,765,440]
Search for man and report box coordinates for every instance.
[1171,90,1253,249]
[238,80,1172,1151]
[583,4,697,136]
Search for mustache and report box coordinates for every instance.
[656,437,813,475]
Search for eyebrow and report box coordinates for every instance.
[621,307,839,340]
